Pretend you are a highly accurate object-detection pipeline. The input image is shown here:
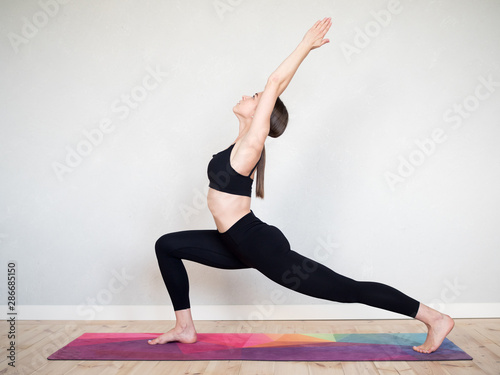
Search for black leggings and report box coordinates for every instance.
[155,211,420,318]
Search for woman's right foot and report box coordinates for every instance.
[413,303,455,354]
[148,324,197,345]
[413,313,454,353]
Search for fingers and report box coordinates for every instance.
[315,17,332,30]
[312,17,332,40]
[306,17,332,49]
[320,17,332,33]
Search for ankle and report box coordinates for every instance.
[415,304,440,325]
[173,308,194,330]
[175,321,193,332]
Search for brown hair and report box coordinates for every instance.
[255,97,288,199]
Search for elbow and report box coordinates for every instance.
[268,73,280,82]
[267,74,281,87]
[265,76,281,95]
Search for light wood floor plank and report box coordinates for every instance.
[308,361,345,374]
[273,361,311,375]
[204,360,242,375]
[373,361,418,375]
[182,360,211,375]
[341,361,381,374]
[239,360,277,375]
[456,322,500,375]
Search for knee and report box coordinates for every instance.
[155,233,176,258]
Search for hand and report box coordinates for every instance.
[302,17,332,50]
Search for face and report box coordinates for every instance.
[233,92,262,118]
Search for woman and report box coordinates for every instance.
[150,17,454,354]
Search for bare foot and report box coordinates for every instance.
[413,313,455,353]
[148,324,197,345]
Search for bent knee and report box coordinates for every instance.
[155,233,177,257]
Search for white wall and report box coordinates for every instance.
[1,0,499,320]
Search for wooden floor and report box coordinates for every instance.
[1,319,499,374]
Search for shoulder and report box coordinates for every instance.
[230,139,264,176]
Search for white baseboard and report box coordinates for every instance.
[3,303,500,321]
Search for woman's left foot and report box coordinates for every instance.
[148,324,197,345]
[413,313,455,353]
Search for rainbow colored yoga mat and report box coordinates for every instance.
[47,332,472,361]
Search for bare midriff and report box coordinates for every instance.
[207,187,252,233]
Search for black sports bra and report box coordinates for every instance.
[207,144,260,197]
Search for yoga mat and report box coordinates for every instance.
[47,332,472,362]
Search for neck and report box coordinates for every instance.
[236,116,252,140]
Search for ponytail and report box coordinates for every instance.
[255,97,288,199]
[255,146,266,199]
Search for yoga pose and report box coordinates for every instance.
[150,18,454,353]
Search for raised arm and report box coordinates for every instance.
[248,17,332,143]
[234,18,331,172]
[270,17,332,96]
